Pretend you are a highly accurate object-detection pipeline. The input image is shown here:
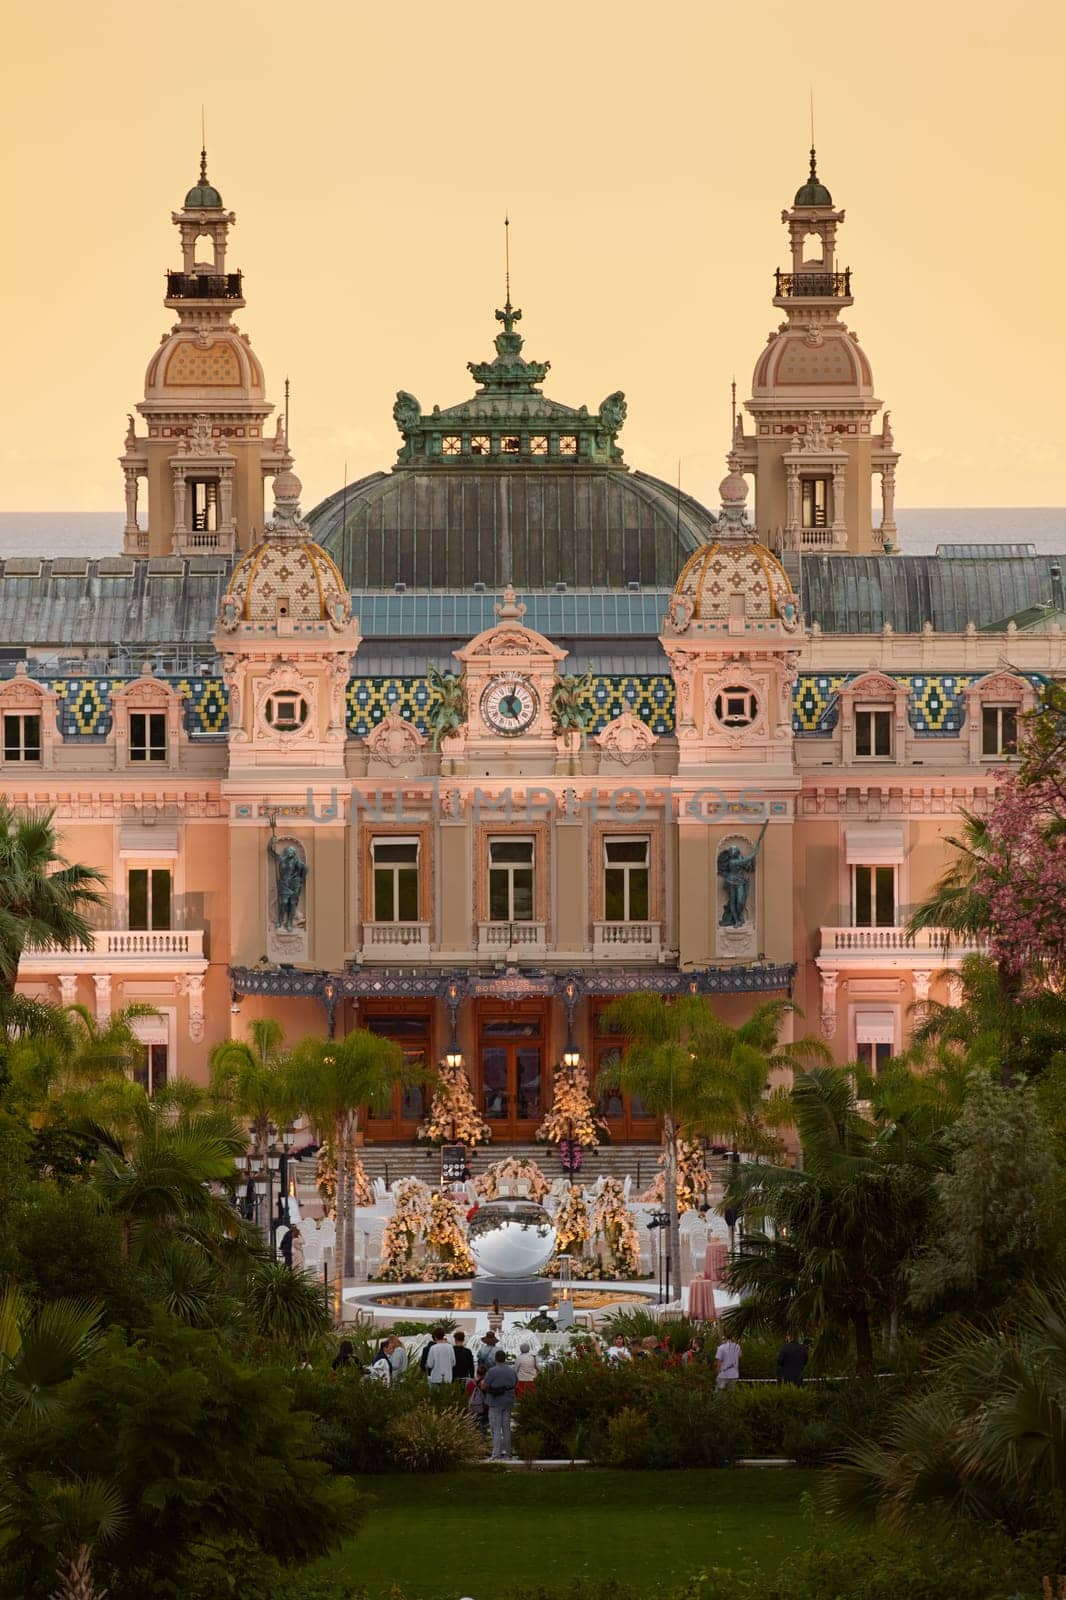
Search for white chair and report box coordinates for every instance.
[621,1176,632,1200]
[372,1177,388,1202]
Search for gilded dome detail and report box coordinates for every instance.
[218,474,352,630]
[672,538,795,624]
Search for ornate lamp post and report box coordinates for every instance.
[560,1038,582,1184]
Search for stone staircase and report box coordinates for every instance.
[296,1140,737,1208]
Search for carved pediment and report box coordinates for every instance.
[845,671,904,703]
[0,668,54,709]
[365,707,427,767]
[969,670,1032,702]
[457,622,566,665]
[594,704,658,766]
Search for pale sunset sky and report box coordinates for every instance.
[2,0,1062,514]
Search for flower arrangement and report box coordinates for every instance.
[377,1177,433,1281]
[640,1137,713,1214]
[536,1063,608,1150]
[475,1156,550,1203]
[592,1176,642,1277]
[417,1057,491,1147]
[553,1184,591,1256]
[424,1191,476,1279]
[316,1139,373,1215]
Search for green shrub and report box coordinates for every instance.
[598,1405,652,1468]
[727,1383,820,1454]
[599,1309,707,1353]
[383,1316,457,1336]
[387,1402,484,1472]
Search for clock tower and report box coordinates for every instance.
[450,587,566,773]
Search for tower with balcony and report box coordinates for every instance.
[732,149,899,555]
[119,150,291,557]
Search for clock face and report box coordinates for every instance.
[480,676,539,736]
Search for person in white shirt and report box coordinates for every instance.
[514,1342,539,1392]
[425,1327,455,1385]
[387,1336,408,1378]
[715,1337,742,1390]
[606,1335,632,1362]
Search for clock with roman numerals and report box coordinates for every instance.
[480,675,539,736]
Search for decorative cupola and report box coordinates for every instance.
[391,300,628,469]
[215,470,360,777]
[660,462,801,775]
[120,149,291,558]
[731,149,900,556]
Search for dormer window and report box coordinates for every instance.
[442,436,462,456]
[559,436,578,456]
[855,706,892,759]
[470,436,491,456]
[130,711,167,763]
[265,693,308,732]
[501,436,521,455]
[982,705,1018,758]
[3,713,40,763]
[530,436,549,456]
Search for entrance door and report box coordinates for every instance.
[477,1008,546,1140]
[592,1038,660,1144]
[361,1009,431,1141]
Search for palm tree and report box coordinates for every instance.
[209,1017,296,1153]
[0,803,106,997]
[599,993,717,1298]
[905,952,1066,1088]
[694,999,829,1161]
[824,1278,1066,1560]
[0,1285,103,1421]
[5,1002,159,1136]
[243,1259,332,1347]
[288,1028,415,1317]
[720,1066,934,1374]
[88,1100,251,1266]
[43,1478,127,1600]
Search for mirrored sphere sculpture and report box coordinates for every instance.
[467,1199,557,1280]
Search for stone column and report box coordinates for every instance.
[58,974,79,1008]
[123,467,140,538]
[912,969,932,1024]
[93,973,112,1024]
[172,466,188,539]
[182,973,205,1043]
[819,969,839,1038]
[219,465,235,544]
[880,463,897,547]
[945,971,963,1008]
[831,461,847,548]
[785,463,801,547]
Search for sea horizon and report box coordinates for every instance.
[0,506,1064,561]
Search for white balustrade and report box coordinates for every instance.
[360,921,431,960]
[477,921,547,956]
[820,925,983,958]
[592,920,662,959]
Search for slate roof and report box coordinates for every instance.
[798,554,1066,634]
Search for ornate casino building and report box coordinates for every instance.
[5,148,1062,1141]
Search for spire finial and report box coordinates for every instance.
[809,89,816,177]
[200,106,208,184]
[504,213,511,309]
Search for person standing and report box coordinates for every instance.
[289,1226,304,1271]
[452,1330,475,1385]
[607,1335,632,1363]
[514,1342,538,1394]
[278,1225,293,1269]
[467,1362,489,1436]
[388,1336,409,1379]
[476,1330,500,1368]
[425,1328,455,1386]
[776,1332,809,1386]
[482,1350,518,1460]
[714,1335,742,1390]
[681,1337,705,1367]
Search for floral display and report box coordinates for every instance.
[475,1156,550,1203]
[377,1176,433,1281]
[417,1057,492,1146]
[592,1176,642,1278]
[552,1183,591,1257]
[424,1190,476,1279]
[536,1063,608,1150]
[315,1139,373,1215]
[640,1136,713,1214]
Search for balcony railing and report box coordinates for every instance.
[820,926,984,958]
[774,269,851,298]
[165,271,244,300]
[19,928,205,965]
[360,921,431,961]
[593,920,662,959]
[477,920,547,957]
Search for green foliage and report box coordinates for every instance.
[243,1261,332,1346]
[909,1071,1062,1311]
[598,1308,708,1354]
[0,1313,361,1600]
[12,1182,149,1327]
[386,1402,483,1472]
[0,802,106,989]
[599,1404,652,1468]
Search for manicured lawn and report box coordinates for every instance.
[317,1469,828,1598]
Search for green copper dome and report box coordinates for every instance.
[794,147,832,208]
[183,149,223,209]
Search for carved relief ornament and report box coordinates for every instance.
[365,707,427,767]
[594,703,658,766]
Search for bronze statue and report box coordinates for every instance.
[550,671,594,736]
[426,666,467,750]
[717,820,768,929]
[268,816,307,932]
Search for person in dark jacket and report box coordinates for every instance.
[451,1330,475,1383]
[777,1332,809,1386]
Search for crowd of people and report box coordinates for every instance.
[329,1324,810,1461]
